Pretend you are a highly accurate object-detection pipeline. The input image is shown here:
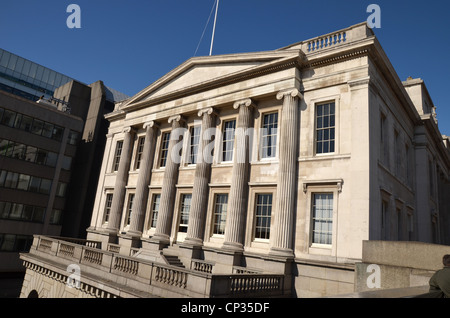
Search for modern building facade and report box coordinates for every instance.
[0,90,84,284]
[0,49,128,297]
[19,22,450,298]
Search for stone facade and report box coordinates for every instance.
[20,22,450,298]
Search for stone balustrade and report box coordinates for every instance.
[297,22,374,54]
[191,259,214,274]
[22,235,288,298]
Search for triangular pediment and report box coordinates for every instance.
[121,50,301,108]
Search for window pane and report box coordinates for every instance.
[261,113,278,158]
[17,174,30,190]
[104,193,113,223]
[159,132,170,167]
[312,193,333,245]
[254,194,272,239]
[213,194,228,235]
[9,203,23,219]
[135,137,145,169]
[52,126,64,141]
[1,110,16,127]
[25,146,37,163]
[39,179,51,194]
[315,102,336,154]
[46,152,58,167]
[222,120,236,162]
[28,176,40,192]
[19,115,33,132]
[113,141,123,171]
[126,194,135,225]
[178,194,192,233]
[12,143,26,160]
[42,122,54,138]
[4,172,19,188]
[32,207,45,222]
[31,119,44,135]
[189,126,201,164]
[150,194,160,228]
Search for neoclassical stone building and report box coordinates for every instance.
[20,22,450,298]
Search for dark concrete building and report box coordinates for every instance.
[0,49,128,297]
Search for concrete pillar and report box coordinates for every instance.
[270,89,302,256]
[106,126,135,235]
[184,108,217,246]
[223,99,255,251]
[127,121,158,238]
[151,115,186,246]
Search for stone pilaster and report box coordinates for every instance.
[184,108,217,246]
[106,126,136,235]
[151,115,186,246]
[127,121,158,238]
[223,99,255,251]
[270,89,302,256]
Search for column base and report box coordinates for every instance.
[148,234,170,250]
[269,246,295,258]
[221,241,244,253]
[181,237,204,248]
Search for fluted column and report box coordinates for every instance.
[223,99,255,251]
[270,89,302,256]
[106,126,136,234]
[152,115,186,245]
[184,108,217,246]
[127,121,158,237]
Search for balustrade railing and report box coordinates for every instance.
[306,31,346,53]
[191,259,214,273]
[83,248,103,265]
[27,235,287,298]
[113,256,139,275]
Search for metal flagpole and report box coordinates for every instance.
[209,0,219,56]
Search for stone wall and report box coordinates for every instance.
[355,240,450,293]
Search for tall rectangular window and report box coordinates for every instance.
[150,194,161,228]
[135,136,145,170]
[311,193,333,245]
[261,113,278,158]
[315,102,335,154]
[159,132,170,167]
[113,141,123,171]
[178,194,192,233]
[222,120,236,162]
[254,194,272,240]
[104,193,113,223]
[188,126,201,164]
[213,194,228,235]
[125,194,135,226]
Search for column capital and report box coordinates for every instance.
[168,114,187,125]
[143,120,159,129]
[197,107,218,117]
[233,98,255,110]
[122,126,136,134]
[276,88,303,101]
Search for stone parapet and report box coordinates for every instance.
[19,235,288,298]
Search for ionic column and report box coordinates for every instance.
[152,115,186,245]
[184,108,217,246]
[106,126,136,233]
[270,89,302,256]
[127,121,158,237]
[223,99,255,251]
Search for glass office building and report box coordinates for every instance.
[0,48,128,103]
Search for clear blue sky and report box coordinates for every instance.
[1,0,449,135]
